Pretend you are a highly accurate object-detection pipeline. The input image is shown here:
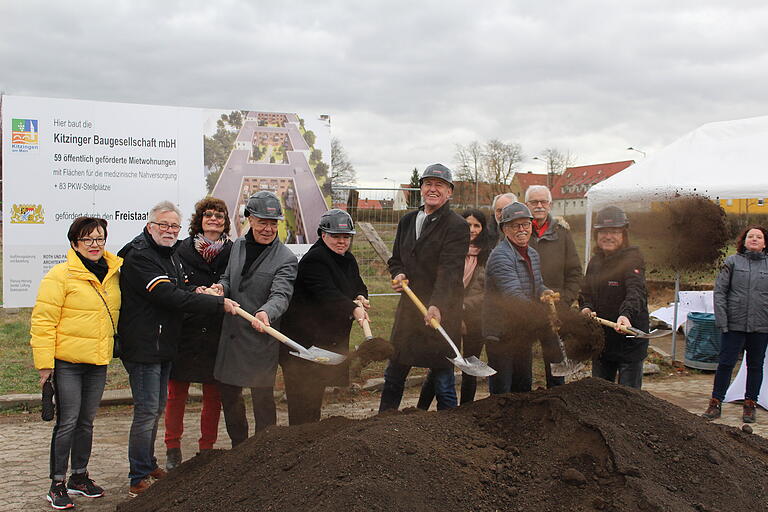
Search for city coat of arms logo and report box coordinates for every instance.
[11,204,45,224]
[11,118,40,153]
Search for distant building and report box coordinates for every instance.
[510,172,549,202]
[551,160,634,216]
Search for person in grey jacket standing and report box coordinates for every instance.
[210,191,298,445]
[703,225,768,424]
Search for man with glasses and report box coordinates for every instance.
[117,201,239,497]
[483,202,564,394]
[525,185,582,387]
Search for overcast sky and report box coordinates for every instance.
[3,0,768,187]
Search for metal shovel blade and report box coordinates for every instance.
[550,358,586,377]
[627,328,673,340]
[448,355,497,377]
[290,346,347,366]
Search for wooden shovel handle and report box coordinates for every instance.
[592,315,635,336]
[396,279,441,330]
[234,307,291,344]
[360,317,373,339]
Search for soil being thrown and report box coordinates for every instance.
[634,195,730,272]
[557,307,605,361]
[349,337,395,379]
[118,378,768,512]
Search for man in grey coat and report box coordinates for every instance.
[211,191,298,446]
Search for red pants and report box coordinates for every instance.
[164,380,221,450]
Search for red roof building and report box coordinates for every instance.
[550,160,634,215]
[511,172,549,201]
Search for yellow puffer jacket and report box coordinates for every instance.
[30,248,122,369]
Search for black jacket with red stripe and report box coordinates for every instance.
[117,228,224,363]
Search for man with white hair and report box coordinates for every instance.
[118,201,239,497]
[490,192,518,240]
[525,185,582,386]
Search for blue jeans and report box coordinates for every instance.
[379,361,457,411]
[49,359,107,481]
[711,331,768,401]
[123,360,171,486]
[592,358,644,389]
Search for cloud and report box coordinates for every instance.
[3,0,768,185]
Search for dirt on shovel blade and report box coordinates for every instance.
[116,377,768,512]
[349,337,395,379]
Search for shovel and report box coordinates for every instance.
[543,293,586,378]
[398,280,496,377]
[592,315,672,340]
[235,307,346,365]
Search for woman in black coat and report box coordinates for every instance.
[164,198,233,468]
[579,206,649,389]
[280,209,369,425]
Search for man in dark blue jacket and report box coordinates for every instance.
[118,201,239,497]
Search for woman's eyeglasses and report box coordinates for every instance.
[78,237,106,246]
[203,211,226,220]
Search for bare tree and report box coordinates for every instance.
[540,147,576,187]
[483,139,524,197]
[454,141,484,207]
[330,137,357,187]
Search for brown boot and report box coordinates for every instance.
[743,399,757,423]
[702,398,721,420]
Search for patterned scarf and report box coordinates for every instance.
[194,233,229,264]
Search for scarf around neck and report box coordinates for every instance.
[194,233,229,264]
[463,245,481,288]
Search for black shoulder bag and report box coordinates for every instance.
[90,282,120,358]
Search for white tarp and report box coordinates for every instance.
[651,291,714,329]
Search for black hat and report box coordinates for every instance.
[499,202,533,225]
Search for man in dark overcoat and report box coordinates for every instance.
[379,164,469,411]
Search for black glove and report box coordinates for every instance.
[41,377,55,422]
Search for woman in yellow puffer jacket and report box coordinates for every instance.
[30,217,122,510]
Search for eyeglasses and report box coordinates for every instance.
[78,237,106,246]
[151,222,182,232]
[508,221,532,231]
[203,211,226,220]
[527,200,550,206]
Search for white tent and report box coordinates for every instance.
[585,114,768,255]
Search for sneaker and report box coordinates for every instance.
[67,472,104,498]
[47,481,74,509]
[128,477,153,498]
[166,447,182,471]
[149,467,167,480]
[702,398,721,420]
[743,399,757,423]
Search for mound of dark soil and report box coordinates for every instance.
[118,378,768,512]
